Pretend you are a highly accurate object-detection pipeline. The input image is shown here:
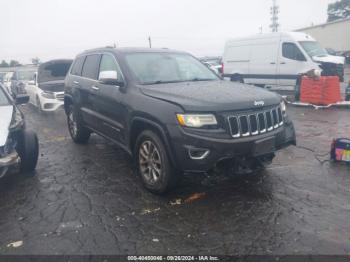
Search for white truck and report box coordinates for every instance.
[222,32,345,88]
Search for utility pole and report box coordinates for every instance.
[148,36,152,48]
[270,0,279,32]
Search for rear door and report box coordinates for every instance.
[278,42,307,86]
[77,54,102,130]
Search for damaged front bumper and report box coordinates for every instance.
[0,152,20,178]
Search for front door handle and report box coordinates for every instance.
[280,62,286,64]
[270,62,276,65]
[91,85,100,91]
[73,81,79,85]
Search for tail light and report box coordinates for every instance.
[221,63,224,74]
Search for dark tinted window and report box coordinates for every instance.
[282,43,306,61]
[71,56,85,76]
[82,55,101,80]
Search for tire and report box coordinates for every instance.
[135,130,178,194]
[36,96,43,113]
[230,74,243,83]
[17,130,39,174]
[67,104,91,144]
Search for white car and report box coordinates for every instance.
[26,59,72,112]
[0,72,14,94]
[222,32,345,87]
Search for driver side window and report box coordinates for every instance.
[99,54,122,80]
[282,43,306,61]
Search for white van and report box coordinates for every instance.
[222,32,345,87]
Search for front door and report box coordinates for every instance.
[92,54,127,145]
[278,42,307,86]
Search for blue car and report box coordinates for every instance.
[346,83,350,101]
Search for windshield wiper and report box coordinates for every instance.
[143,80,184,85]
[188,78,216,82]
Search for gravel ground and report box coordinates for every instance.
[0,104,349,255]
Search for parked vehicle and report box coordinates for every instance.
[11,67,37,97]
[0,84,39,179]
[222,32,345,88]
[26,59,72,112]
[200,57,223,75]
[346,82,350,101]
[64,47,296,194]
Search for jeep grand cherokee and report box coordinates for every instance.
[64,47,296,194]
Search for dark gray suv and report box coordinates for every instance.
[64,47,296,194]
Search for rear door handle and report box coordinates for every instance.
[91,85,100,91]
[280,62,286,64]
[270,62,276,65]
[73,81,79,85]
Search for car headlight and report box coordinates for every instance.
[280,101,287,117]
[9,109,24,131]
[176,114,217,128]
[41,91,55,99]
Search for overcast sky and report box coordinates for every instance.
[1,0,336,63]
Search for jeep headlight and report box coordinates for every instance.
[280,101,287,117]
[176,114,217,128]
[41,91,55,99]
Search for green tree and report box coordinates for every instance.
[328,0,350,22]
[9,60,21,67]
[0,60,9,67]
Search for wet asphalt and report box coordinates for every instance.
[0,104,349,255]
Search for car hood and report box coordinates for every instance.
[313,55,345,65]
[0,105,13,147]
[140,80,281,112]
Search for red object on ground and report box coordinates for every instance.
[300,76,342,105]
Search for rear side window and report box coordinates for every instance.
[282,43,306,61]
[81,55,101,80]
[71,56,85,76]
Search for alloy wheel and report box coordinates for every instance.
[139,140,162,184]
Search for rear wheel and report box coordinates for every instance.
[67,104,91,144]
[135,130,178,194]
[17,130,39,174]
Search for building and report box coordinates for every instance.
[296,18,350,52]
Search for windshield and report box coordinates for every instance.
[299,41,328,57]
[125,53,219,85]
[17,70,36,81]
[0,85,10,106]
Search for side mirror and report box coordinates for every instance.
[15,94,30,105]
[99,71,124,86]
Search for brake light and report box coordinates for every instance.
[221,63,224,74]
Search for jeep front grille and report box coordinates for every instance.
[228,106,283,138]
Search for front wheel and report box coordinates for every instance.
[135,130,178,194]
[36,96,43,112]
[17,130,39,174]
[67,105,91,144]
